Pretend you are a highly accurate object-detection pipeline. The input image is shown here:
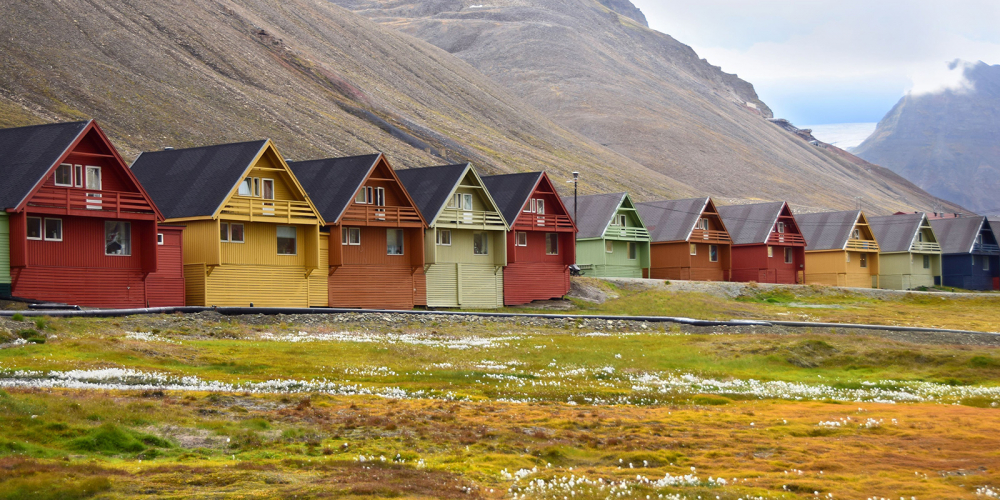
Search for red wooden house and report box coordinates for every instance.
[291,154,427,309]
[718,201,806,284]
[0,120,183,307]
[482,172,577,305]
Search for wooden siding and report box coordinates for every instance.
[220,222,316,267]
[648,241,730,281]
[11,267,146,307]
[878,253,941,290]
[180,220,221,266]
[575,239,647,277]
[309,236,329,307]
[425,263,503,308]
[941,254,999,290]
[730,244,804,284]
[24,216,151,270]
[200,264,315,307]
[503,262,569,305]
[145,226,185,306]
[183,264,206,306]
[329,265,419,309]
[0,213,9,295]
[805,250,880,288]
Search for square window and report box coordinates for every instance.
[473,232,489,255]
[447,194,459,209]
[606,240,614,253]
[628,241,637,260]
[220,222,230,242]
[516,232,527,246]
[923,254,930,269]
[767,246,774,258]
[689,243,697,255]
[355,189,366,204]
[545,233,558,255]
[437,229,452,246]
[709,244,718,262]
[784,247,793,264]
[157,233,164,245]
[348,227,361,245]
[54,164,73,186]
[387,229,404,255]
[277,226,297,255]
[105,221,131,256]
[26,217,42,240]
[44,218,62,241]
[230,223,245,243]
[239,177,252,196]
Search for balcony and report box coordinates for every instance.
[513,213,575,231]
[845,239,880,252]
[973,242,1000,255]
[766,232,806,245]
[690,229,732,244]
[910,241,942,253]
[436,209,506,229]
[28,187,157,219]
[220,197,320,224]
[606,226,650,240]
[341,205,423,227]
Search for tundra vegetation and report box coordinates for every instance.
[1,289,999,498]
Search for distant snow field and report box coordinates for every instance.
[803,122,877,150]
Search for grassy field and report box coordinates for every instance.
[1,312,1000,499]
[562,278,1000,333]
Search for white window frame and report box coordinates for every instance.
[976,234,984,245]
[524,199,535,213]
[262,179,275,200]
[473,231,489,255]
[44,218,63,242]
[700,218,709,230]
[253,177,261,197]
[157,233,164,245]
[85,166,102,210]
[627,241,637,260]
[536,199,545,215]
[852,228,861,239]
[220,222,230,242]
[74,164,84,188]
[104,221,131,256]
[436,229,452,246]
[709,244,718,262]
[516,231,527,247]
[54,163,73,187]
[239,177,253,196]
[343,227,360,246]
[784,247,793,264]
[230,223,245,244]
[356,188,367,204]
[276,226,297,255]
[387,228,404,255]
[545,233,558,255]
[606,240,614,253]
[689,243,697,255]
[26,217,42,240]
[767,246,774,258]
[463,193,473,211]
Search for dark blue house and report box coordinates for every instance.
[929,216,999,290]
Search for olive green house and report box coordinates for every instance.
[0,212,9,297]
[397,163,509,308]
[868,213,942,290]
[562,192,650,278]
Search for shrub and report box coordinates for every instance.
[15,329,44,344]
[691,394,732,406]
[68,423,170,455]
[10,313,24,322]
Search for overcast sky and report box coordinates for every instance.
[630,0,1000,125]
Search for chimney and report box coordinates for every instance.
[285,158,293,163]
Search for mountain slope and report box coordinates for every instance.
[854,61,1000,214]
[0,0,692,199]
[332,0,962,213]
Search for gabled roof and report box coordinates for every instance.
[0,121,90,210]
[561,192,629,239]
[930,216,990,254]
[989,218,1000,244]
[131,140,269,220]
[796,210,862,251]
[717,201,785,245]
[481,171,543,225]
[868,213,928,253]
[396,163,507,227]
[635,197,713,243]
[290,153,382,223]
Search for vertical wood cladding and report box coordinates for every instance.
[648,241,730,281]
[145,226,185,306]
[730,245,803,284]
[502,263,569,305]
[424,263,502,308]
[0,213,9,295]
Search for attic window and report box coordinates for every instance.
[917,232,923,242]
[54,164,73,187]
[239,177,252,196]
[699,218,710,230]
[613,214,626,226]
[74,165,83,187]
[536,199,545,215]
[253,178,261,197]
[776,222,785,233]
[524,199,535,213]
[976,234,984,245]
[852,228,861,239]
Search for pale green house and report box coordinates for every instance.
[562,192,650,277]
[397,163,509,308]
[0,212,8,297]
[868,213,942,290]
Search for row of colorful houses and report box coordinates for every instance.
[1,120,998,310]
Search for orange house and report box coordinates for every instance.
[636,197,732,281]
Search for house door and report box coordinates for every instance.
[85,166,102,209]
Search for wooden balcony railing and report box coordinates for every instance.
[607,226,650,240]
[29,187,156,217]
[690,229,732,244]
[341,205,423,226]
[910,241,942,253]
[220,197,320,223]
[845,239,880,251]
[514,213,575,230]
[436,209,505,228]
[973,242,1000,254]
[767,232,806,245]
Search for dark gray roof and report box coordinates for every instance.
[796,210,861,251]
[930,216,988,254]
[395,163,469,224]
[717,202,785,245]
[290,154,381,223]
[635,198,709,243]
[561,192,626,239]
[482,172,542,225]
[0,121,89,209]
[131,140,268,219]
[989,218,1000,244]
[868,213,925,253]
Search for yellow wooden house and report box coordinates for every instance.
[131,140,327,306]
[797,210,881,288]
